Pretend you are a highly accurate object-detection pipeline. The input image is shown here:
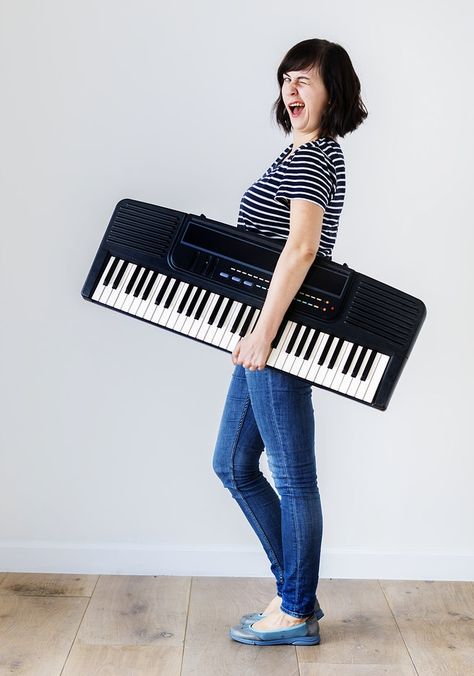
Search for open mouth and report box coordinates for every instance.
[289,103,305,118]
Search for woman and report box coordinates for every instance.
[212,38,367,646]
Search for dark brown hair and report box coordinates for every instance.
[272,38,368,139]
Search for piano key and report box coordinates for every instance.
[239,306,257,337]
[207,298,240,345]
[212,300,244,346]
[317,334,336,365]
[173,286,205,332]
[193,288,212,322]
[124,265,144,296]
[195,293,223,340]
[142,274,168,320]
[129,269,155,314]
[114,264,138,310]
[159,281,191,327]
[150,278,185,325]
[347,348,372,397]
[327,337,345,369]
[225,303,250,351]
[178,288,209,335]
[314,336,344,385]
[286,327,317,376]
[337,345,363,394]
[362,353,391,402]
[294,325,312,357]
[122,267,149,313]
[267,321,295,367]
[305,333,332,381]
[298,331,326,379]
[112,259,129,289]
[360,349,377,381]
[91,256,118,301]
[322,340,353,389]
[139,269,158,299]
[99,258,129,305]
[341,343,359,375]
[162,278,182,309]
[166,283,198,331]
[274,321,299,369]
[285,323,304,354]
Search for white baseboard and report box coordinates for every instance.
[0,542,472,581]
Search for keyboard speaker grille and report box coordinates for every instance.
[106,200,179,257]
[346,279,421,347]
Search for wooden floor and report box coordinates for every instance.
[0,573,472,675]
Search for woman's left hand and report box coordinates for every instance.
[232,330,274,371]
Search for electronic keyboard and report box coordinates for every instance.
[81,198,426,410]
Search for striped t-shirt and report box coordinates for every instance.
[237,136,346,258]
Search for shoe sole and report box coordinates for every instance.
[229,631,320,646]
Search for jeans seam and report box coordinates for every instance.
[266,371,302,616]
[229,393,285,584]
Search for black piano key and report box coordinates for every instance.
[239,306,257,336]
[163,278,182,308]
[317,334,335,365]
[271,321,287,349]
[360,350,377,381]
[327,338,345,369]
[125,266,143,294]
[141,270,158,300]
[133,268,151,297]
[112,260,129,289]
[154,276,172,305]
[208,295,225,324]
[194,289,211,320]
[341,343,359,374]
[294,326,312,357]
[177,284,195,313]
[104,257,120,286]
[230,304,248,333]
[217,298,234,328]
[351,346,369,378]
[286,324,304,354]
[185,286,204,316]
[303,330,321,360]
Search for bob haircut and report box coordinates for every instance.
[272,38,368,140]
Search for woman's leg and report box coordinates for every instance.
[244,365,323,620]
[212,364,285,595]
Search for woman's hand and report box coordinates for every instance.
[231,330,274,371]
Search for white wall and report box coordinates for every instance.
[1,0,472,581]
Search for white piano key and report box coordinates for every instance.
[305,333,331,382]
[266,322,295,367]
[179,288,209,336]
[121,267,147,313]
[313,337,342,386]
[280,324,306,373]
[362,353,390,403]
[288,328,317,377]
[205,298,235,344]
[354,351,381,400]
[273,321,298,370]
[337,345,363,394]
[100,259,131,305]
[347,348,373,398]
[138,273,166,319]
[297,331,326,380]
[322,340,353,389]
[226,304,255,352]
[214,301,244,348]
[172,286,202,332]
[165,283,196,330]
[188,291,217,339]
[129,269,155,315]
[91,256,117,302]
[195,293,222,341]
[157,281,190,327]
[113,264,138,310]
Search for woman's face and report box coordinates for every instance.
[281,65,329,136]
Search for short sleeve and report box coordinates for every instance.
[275,148,333,212]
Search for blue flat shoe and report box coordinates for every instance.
[239,601,324,626]
[229,615,321,646]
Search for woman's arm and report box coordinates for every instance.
[232,199,325,370]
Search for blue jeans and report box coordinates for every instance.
[212,363,323,619]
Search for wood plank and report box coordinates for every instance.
[61,645,181,676]
[297,579,416,672]
[380,580,474,675]
[0,572,97,597]
[182,576,299,675]
[0,594,87,675]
